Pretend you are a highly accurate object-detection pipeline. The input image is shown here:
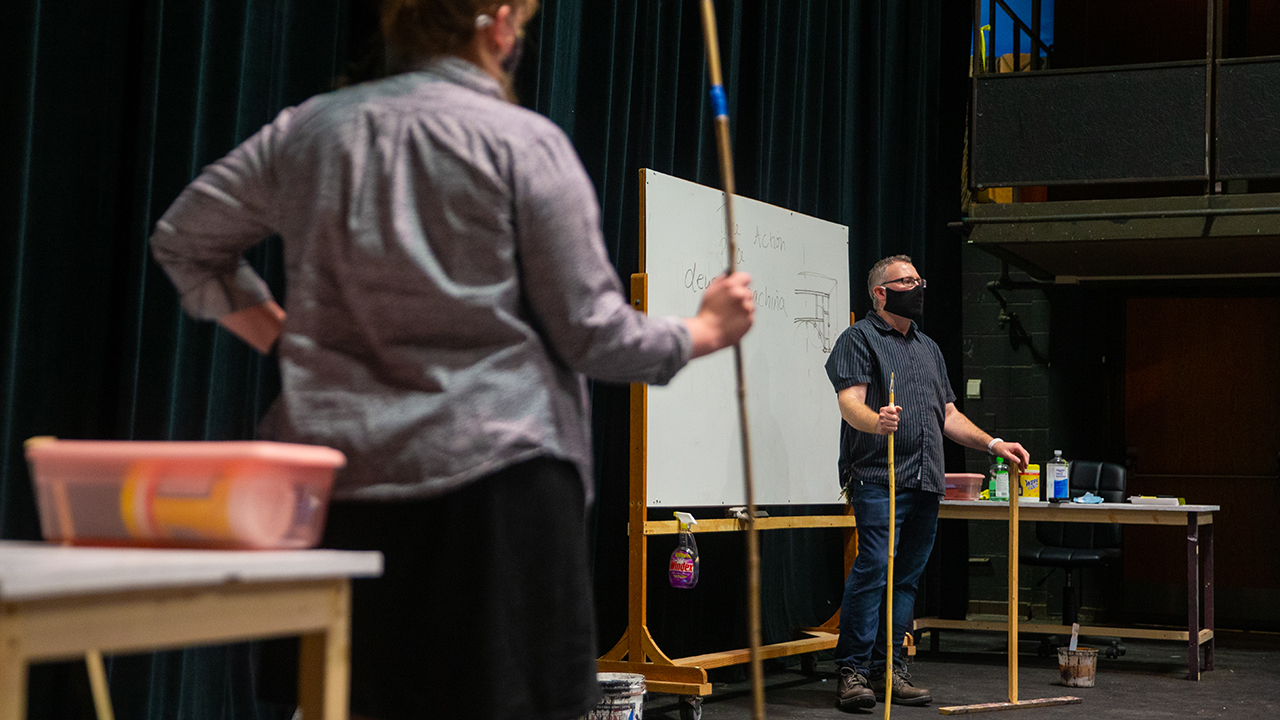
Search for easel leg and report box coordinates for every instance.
[299,581,352,720]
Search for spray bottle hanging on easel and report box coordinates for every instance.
[670,512,700,589]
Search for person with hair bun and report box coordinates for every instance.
[151,3,754,719]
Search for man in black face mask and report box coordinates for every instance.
[824,255,1030,710]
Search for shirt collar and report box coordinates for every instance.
[867,309,917,338]
[418,56,506,101]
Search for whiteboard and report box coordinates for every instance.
[641,169,850,507]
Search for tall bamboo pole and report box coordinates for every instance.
[697,3,763,718]
[1009,470,1020,702]
[885,373,896,720]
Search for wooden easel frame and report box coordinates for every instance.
[601,171,860,699]
[597,277,859,697]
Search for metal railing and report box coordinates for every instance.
[975,0,1053,75]
[967,1,1280,194]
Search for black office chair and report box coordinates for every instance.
[1020,460,1127,657]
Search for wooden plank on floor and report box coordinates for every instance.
[939,696,1082,714]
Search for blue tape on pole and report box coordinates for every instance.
[710,85,728,118]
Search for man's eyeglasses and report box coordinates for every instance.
[879,276,926,290]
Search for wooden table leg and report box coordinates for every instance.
[0,636,26,720]
[86,650,116,720]
[1186,516,1200,681]
[298,580,352,720]
[1203,519,1215,671]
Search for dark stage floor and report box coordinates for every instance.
[641,628,1280,719]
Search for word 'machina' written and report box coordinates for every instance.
[752,286,787,315]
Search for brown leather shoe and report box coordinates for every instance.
[872,667,932,706]
[836,667,877,710]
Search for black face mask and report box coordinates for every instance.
[502,35,524,76]
[883,285,924,321]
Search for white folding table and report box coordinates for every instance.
[0,541,382,720]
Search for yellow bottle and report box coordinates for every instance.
[121,463,296,547]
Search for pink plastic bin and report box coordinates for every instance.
[944,473,984,501]
[24,438,346,549]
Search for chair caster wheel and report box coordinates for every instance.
[1037,637,1057,658]
[679,695,703,720]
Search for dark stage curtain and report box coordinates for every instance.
[523,0,971,667]
[1,0,969,717]
[1,2,346,718]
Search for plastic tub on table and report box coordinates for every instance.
[24,437,345,549]
[944,473,984,501]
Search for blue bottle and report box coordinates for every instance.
[669,512,700,589]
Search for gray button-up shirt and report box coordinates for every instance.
[152,57,692,502]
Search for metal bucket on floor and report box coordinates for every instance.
[1058,646,1098,687]
[589,673,645,720]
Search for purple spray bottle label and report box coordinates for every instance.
[669,511,699,589]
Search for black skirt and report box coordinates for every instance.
[268,456,600,720]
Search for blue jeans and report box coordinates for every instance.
[835,480,940,676]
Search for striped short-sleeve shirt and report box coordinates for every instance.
[824,311,956,495]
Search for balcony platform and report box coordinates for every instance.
[964,192,1280,281]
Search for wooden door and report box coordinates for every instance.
[1124,296,1280,625]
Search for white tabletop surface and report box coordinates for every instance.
[0,540,383,601]
[940,500,1220,512]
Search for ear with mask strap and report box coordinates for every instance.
[475,13,524,75]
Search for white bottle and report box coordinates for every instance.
[1047,450,1070,500]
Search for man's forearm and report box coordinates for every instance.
[944,403,1031,469]
[837,384,889,435]
[841,401,882,434]
[942,407,992,451]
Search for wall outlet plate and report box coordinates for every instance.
[966,378,982,399]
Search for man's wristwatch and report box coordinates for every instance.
[987,437,1003,454]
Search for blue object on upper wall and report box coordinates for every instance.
[974,0,1054,60]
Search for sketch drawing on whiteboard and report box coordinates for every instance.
[793,271,838,352]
